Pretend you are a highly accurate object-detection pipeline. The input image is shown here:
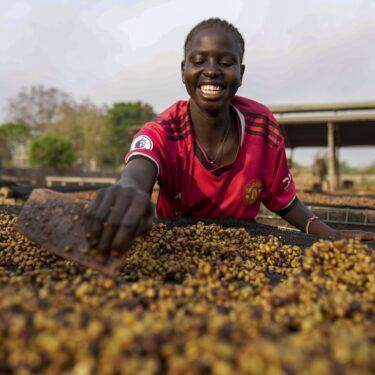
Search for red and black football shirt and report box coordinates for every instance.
[125,96,296,219]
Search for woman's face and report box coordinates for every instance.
[182,27,245,115]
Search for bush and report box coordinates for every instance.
[29,134,77,170]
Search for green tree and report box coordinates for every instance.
[29,134,77,170]
[107,101,155,163]
[0,122,31,166]
[0,122,31,145]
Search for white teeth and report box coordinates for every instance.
[200,85,222,94]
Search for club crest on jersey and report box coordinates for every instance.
[244,179,262,205]
[131,135,153,151]
[282,173,292,193]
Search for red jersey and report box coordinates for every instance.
[125,96,296,219]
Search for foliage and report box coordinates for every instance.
[51,100,116,170]
[0,122,31,145]
[7,85,72,133]
[339,160,375,175]
[29,134,76,170]
[0,122,32,166]
[107,101,155,163]
[5,86,156,169]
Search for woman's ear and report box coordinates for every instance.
[181,61,186,83]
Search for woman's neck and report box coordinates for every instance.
[189,102,232,147]
[189,102,238,165]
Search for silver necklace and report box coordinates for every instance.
[209,122,231,164]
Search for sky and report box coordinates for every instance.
[0,0,374,166]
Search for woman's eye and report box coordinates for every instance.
[193,60,204,66]
[220,61,233,67]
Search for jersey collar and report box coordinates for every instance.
[231,105,245,147]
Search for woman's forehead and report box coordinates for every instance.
[187,27,240,54]
[188,27,239,49]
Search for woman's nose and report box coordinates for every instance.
[203,61,220,77]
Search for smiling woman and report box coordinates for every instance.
[84,18,375,261]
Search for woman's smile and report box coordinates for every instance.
[182,26,244,115]
[199,84,225,99]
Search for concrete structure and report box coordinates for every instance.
[271,101,375,192]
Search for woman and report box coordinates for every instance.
[85,18,375,262]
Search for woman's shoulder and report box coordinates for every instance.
[141,100,192,144]
[231,96,275,118]
[148,100,189,126]
[232,96,284,149]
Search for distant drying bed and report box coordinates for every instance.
[0,211,374,374]
[68,190,375,209]
[299,192,375,209]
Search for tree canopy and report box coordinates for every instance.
[5,85,157,170]
[107,101,155,163]
[29,134,77,170]
[52,100,115,170]
[0,122,31,166]
[0,122,31,148]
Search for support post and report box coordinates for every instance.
[327,122,338,192]
[289,148,294,168]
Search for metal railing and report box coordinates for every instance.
[45,176,117,187]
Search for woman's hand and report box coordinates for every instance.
[85,184,155,262]
[333,229,375,241]
[84,158,157,262]
[280,198,375,241]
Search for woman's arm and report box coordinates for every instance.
[85,157,157,261]
[280,198,375,240]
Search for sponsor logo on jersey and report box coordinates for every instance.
[244,179,262,205]
[282,173,292,193]
[131,135,153,151]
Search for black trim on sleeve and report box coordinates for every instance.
[127,154,158,170]
[273,196,299,216]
